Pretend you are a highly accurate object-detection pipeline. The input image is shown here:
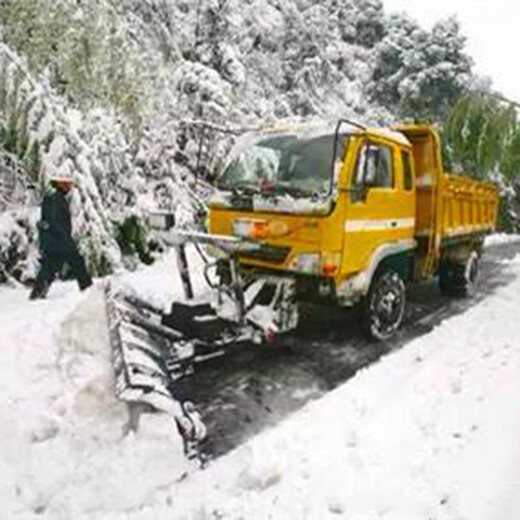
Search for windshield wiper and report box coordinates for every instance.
[269,182,315,199]
[218,181,260,195]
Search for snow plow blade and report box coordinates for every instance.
[104,282,208,459]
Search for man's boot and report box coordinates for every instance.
[29,280,50,300]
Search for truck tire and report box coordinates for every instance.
[360,269,406,341]
[439,251,480,298]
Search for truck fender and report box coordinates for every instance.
[337,239,416,306]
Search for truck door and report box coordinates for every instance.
[341,139,416,276]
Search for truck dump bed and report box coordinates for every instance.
[437,174,498,241]
[416,174,498,240]
[396,124,499,276]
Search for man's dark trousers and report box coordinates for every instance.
[32,246,92,299]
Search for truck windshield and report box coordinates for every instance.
[217,133,347,198]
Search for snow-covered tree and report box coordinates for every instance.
[335,0,386,48]
[0,43,123,275]
[0,0,143,127]
[0,0,494,282]
[501,128,520,182]
[370,15,472,120]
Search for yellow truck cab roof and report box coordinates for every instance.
[362,127,412,148]
[250,120,413,149]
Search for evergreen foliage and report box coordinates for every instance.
[115,215,154,266]
[23,140,41,180]
[0,211,36,283]
[501,128,520,181]
[337,0,386,48]
[445,93,517,179]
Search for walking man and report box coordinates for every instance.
[30,177,92,300]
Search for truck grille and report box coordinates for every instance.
[239,244,291,265]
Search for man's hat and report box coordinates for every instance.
[50,176,76,189]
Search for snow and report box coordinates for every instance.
[0,210,37,283]
[150,253,520,520]
[0,281,195,519]
[484,232,520,246]
[0,2,517,514]
[119,245,210,309]
[252,194,332,215]
[1,242,520,518]
[0,211,19,238]
[369,127,412,147]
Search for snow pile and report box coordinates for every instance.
[0,283,192,519]
[113,245,209,314]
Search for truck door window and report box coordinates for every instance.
[402,151,414,191]
[354,144,394,190]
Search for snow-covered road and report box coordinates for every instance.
[165,260,520,519]
[1,239,520,519]
[191,241,520,459]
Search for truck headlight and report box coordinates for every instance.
[290,252,341,277]
[233,219,268,240]
[289,253,321,275]
[233,219,290,240]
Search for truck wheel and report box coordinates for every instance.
[360,269,406,341]
[439,252,480,297]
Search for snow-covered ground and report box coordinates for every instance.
[0,250,204,519]
[484,233,520,246]
[1,240,520,519]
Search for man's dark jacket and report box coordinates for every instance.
[39,191,76,254]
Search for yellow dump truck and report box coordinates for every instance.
[205,121,499,339]
[106,121,499,456]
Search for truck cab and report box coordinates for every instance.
[209,123,415,278]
